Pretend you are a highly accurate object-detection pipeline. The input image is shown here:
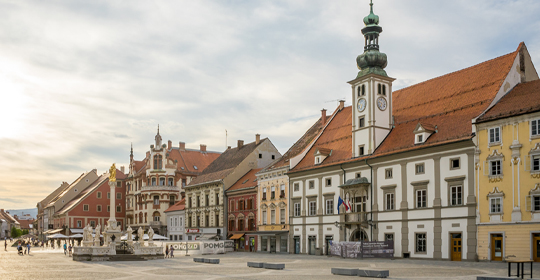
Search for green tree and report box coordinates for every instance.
[11,226,19,238]
[22,229,29,235]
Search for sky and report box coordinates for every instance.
[1,0,539,209]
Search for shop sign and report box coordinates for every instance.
[186,228,200,233]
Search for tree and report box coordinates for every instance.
[11,226,19,238]
[22,229,29,235]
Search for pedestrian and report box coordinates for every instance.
[165,245,169,258]
[4,239,6,251]
[63,243,67,255]
[68,244,72,257]
[23,242,27,255]
[169,245,174,258]
[27,242,31,254]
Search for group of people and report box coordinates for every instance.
[63,243,73,256]
[16,241,31,255]
[164,245,175,258]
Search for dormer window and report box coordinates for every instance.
[314,147,332,165]
[414,122,436,144]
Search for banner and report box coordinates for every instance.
[329,241,394,258]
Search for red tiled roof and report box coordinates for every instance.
[292,106,352,171]
[165,198,186,212]
[476,79,540,123]
[227,168,261,192]
[133,160,146,174]
[188,139,268,186]
[15,219,35,230]
[168,148,220,174]
[290,44,522,173]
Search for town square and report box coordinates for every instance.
[1,0,540,279]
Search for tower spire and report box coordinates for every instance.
[155,124,162,147]
[356,0,388,78]
[130,143,133,157]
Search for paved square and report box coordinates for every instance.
[1,244,538,279]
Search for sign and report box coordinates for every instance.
[186,228,200,233]
[360,241,394,258]
[168,242,201,251]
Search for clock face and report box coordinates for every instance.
[357,98,367,112]
[377,97,387,111]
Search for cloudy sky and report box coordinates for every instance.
[1,0,539,209]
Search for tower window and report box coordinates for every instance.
[378,84,381,94]
[382,85,386,95]
[359,116,365,128]
[357,84,366,97]
[359,145,365,156]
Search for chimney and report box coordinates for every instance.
[179,142,186,151]
[255,134,261,145]
[321,109,327,124]
[227,146,231,150]
[168,140,172,150]
[237,140,244,149]
[200,144,207,152]
[339,100,345,110]
[120,166,125,174]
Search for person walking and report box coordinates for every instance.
[26,242,31,255]
[169,245,174,258]
[4,239,7,251]
[165,245,169,258]
[63,243,67,255]
[68,244,72,257]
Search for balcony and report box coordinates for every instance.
[149,221,162,227]
[344,212,368,223]
[141,185,180,192]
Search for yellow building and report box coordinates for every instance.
[475,79,540,262]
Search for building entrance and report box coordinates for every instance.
[270,237,276,253]
[450,233,462,261]
[533,233,540,262]
[350,229,368,241]
[325,236,333,255]
[294,236,300,254]
[491,234,503,261]
[308,236,316,255]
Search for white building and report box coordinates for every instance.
[165,198,187,241]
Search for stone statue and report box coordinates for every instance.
[83,224,91,242]
[137,227,144,244]
[94,224,101,246]
[127,226,133,241]
[109,163,116,182]
[148,227,154,242]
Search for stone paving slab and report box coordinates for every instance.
[1,242,539,280]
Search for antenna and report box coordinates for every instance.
[325,98,346,104]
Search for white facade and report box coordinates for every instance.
[166,209,186,241]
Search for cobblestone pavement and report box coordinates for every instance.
[1,242,539,279]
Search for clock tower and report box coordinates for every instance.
[348,0,394,157]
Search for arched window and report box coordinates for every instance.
[144,213,147,223]
[153,211,161,221]
[139,212,143,223]
[159,177,165,186]
[153,154,162,170]
[151,178,156,186]
[168,178,174,186]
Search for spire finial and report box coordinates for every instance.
[157,124,160,134]
[130,142,133,156]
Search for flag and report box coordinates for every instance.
[344,199,351,212]
[337,196,344,214]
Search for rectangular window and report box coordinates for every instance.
[262,210,267,225]
[532,119,539,136]
[90,221,95,227]
[154,196,160,205]
[415,233,426,253]
[107,192,111,199]
[358,117,365,128]
[417,135,423,143]
[359,146,364,156]
[294,183,299,192]
[77,220,82,228]
[326,178,332,187]
[294,203,301,217]
[280,185,285,198]
[271,210,276,224]
[309,201,316,216]
[97,205,102,212]
[450,158,460,170]
[416,189,427,208]
[271,186,275,199]
[415,163,425,174]
[205,194,209,206]
[262,189,267,200]
[280,209,285,224]
[107,205,110,212]
[450,185,463,206]
[490,197,502,213]
[83,204,89,211]
[356,172,361,178]
[309,181,315,189]
[116,205,121,212]
[384,233,394,241]
[326,199,334,215]
[97,192,102,199]
[116,193,121,200]
[385,193,394,210]
[489,127,501,144]
[533,196,540,211]
[385,168,393,179]
[532,155,540,172]
[490,160,502,176]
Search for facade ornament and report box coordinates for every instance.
[487,186,505,199]
[94,224,101,246]
[109,163,117,182]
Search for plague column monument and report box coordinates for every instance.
[104,164,121,247]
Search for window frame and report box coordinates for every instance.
[450,158,461,170]
[415,233,427,253]
[293,183,299,192]
[415,188,427,209]
[325,199,334,215]
[294,202,301,217]
[326,178,332,187]
[358,116,365,128]
[385,192,395,211]
[531,118,540,138]
[97,205,102,212]
[309,201,316,216]
[488,127,501,145]
[309,180,315,189]
[97,192,102,199]
[415,163,425,175]
[83,204,89,211]
[489,159,502,176]
[489,197,502,214]
[385,168,393,179]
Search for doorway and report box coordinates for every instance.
[270,237,276,253]
[491,234,503,261]
[350,229,368,242]
[325,236,333,255]
[450,233,462,261]
[533,233,540,262]
[308,236,316,255]
[294,236,300,254]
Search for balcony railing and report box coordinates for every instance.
[141,185,180,192]
[149,221,162,227]
[344,212,368,223]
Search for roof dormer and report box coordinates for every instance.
[314,147,332,165]
[414,122,436,144]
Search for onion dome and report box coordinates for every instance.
[356,0,388,78]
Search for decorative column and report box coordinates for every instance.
[105,163,122,248]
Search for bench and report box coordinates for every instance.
[331,268,359,276]
[476,277,520,280]
[204,258,220,264]
[247,262,265,268]
[193,258,205,263]
[357,269,389,278]
[263,263,285,270]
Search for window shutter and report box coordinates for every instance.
[525,195,532,212]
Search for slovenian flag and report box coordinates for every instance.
[337,196,344,214]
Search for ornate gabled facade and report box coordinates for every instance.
[287,1,539,261]
[125,127,220,235]
[185,135,280,241]
[474,79,540,262]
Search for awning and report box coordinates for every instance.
[46,229,63,234]
[70,229,84,234]
[251,230,289,236]
[229,233,245,240]
[197,233,219,240]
